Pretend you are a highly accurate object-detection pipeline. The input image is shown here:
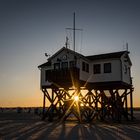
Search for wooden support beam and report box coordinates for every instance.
[130,88,134,121]
[41,86,134,122]
[42,92,46,117]
[125,92,128,120]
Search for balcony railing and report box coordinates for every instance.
[45,67,80,85]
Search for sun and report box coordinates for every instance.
[74,96,79,101]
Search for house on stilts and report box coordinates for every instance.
[38,13,134,122]
[38,46,133,122]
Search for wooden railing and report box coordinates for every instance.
[45,68,80,84]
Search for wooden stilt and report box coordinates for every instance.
[130,88,134,121]
[41,86,134,123]
[125,91,128,120]
[43,93,46,116]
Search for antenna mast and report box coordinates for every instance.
[126,42,128,51]
[73,12,75,51]
[66,12,82,52]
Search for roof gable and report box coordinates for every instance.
[48,47,86,61]
[47,47,66,61]
[38,61,51,68]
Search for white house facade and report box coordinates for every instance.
[38,47,132,88]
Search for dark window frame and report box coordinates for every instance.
[93,64,101,74]
[54,63,60,70]
[82,61,89,73]
[45,70,48,81]
[124,65,127,74]
[104,63,111,73]
[86,63,89,73]
[82,62,86,71]
[61,62,68,69]
[69,61,76,68]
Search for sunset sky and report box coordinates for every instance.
[0,0,140,107]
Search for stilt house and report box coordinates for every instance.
[38,13,133,122]
[38,47,132,89]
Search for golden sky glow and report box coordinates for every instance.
[0,0,140,107]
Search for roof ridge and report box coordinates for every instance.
[86,50,128,57]
[86,51,129,61]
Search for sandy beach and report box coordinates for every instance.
[0,109,140,140]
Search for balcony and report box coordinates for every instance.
[45,68,80,87]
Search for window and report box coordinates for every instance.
[54,63,60,70]
[93,64,101,74]
[62,62,68,69]
[70,61,76,68]
[45,70,48,81]
[82,62,86,71]
[82,62,89,73]
[86,63,89,72]
[104,63,111,73]
[124,65,127,74]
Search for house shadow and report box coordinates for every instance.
[55,122,140,140]
[1,112,140,140]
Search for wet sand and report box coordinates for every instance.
[0,110,140,140]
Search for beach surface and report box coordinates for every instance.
[0,110,140,140]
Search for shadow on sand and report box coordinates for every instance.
[0,112,140,140]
